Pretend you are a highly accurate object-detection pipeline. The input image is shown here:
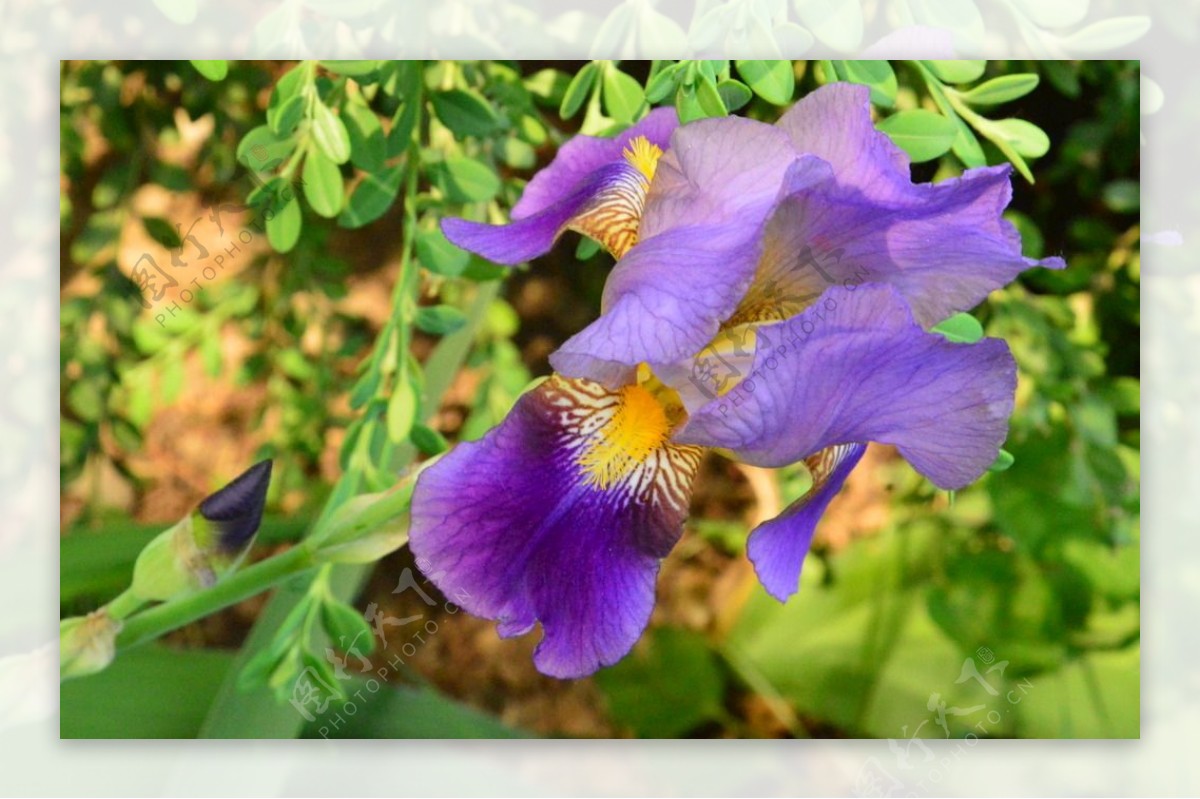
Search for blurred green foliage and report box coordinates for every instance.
[60,60,1138,739]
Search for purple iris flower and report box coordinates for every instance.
[411,84,1065,679]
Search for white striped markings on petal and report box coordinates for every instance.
[539,375,701,517]
[566,136,663,260]
[802,443,861,496]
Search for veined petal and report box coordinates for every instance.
[754,83,1063,326]
[747,443,866,602]
[440,108,678,265]
[640,116,800,236]
[550,155,834,387]
[514,107,678,220]
[723,162,1064,329]
[442,160,651,264]
[775,82,916,203]
[676,284,1016,490]
[409,376,702,678]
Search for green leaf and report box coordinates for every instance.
[386,64,423,155]
[951,122,988,168]
[343,101,386,172]
[735,59,794,105]
[236,125,295,171]
[66,381,104,422]
[674,83,705,124]
[602,67,646,123]
[695,73,727,117]
[266,193,302,252]
[875,109,957,163]
[416,227,470,277]
[595,628,725,738]
[61,646,235,738]
[410,423,449,456]
[959,74,1040,106]
[386,380,417,443]
[338,164,405,228]
[302,149,344,218]
[559,62,599,119]
[931,312,984,343]
[1102,179,1139,214]
[924,59,987,84]
[190,60,228,81]
[142,216,183,249]
[269,95,306,137]
[988,118,1050,158]
[320,599,376,653]
[304,681,528,738]
[989,448,1015,472]
[311,102,351,165]
[431,89,503,137]
[414,305,468,336]
[645,62,684,103]
[435,157,500,203]
[833,60,897,107]
[1014,646,1139,738]
[575,237,601,260]
[716,79,752,111]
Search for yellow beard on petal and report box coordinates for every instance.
[565,136,664,260]
[623,135,663,183]
[577,383,671,490]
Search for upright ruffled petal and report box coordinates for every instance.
[675,284,1016,490]
[746,443,866,602]
[409,376,702,678]
[640,115,799,236]
[775,82,916,203]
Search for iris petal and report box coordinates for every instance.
[441,108,678,266]
[676,284,1016,491]
[409,375,702,678]
[442,161,647,265]
[513,107,678,220]
[550,156,834,387]
[747,443,866,602]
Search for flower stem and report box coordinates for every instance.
[104,588,146,622]
[114,543,317,652]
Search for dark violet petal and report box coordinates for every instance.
[409,376,702,678]
[747,443,866,602]
[551,156,834,385]
[676,284,1017,490]
[512,107,678,220]
[199,459,272,553]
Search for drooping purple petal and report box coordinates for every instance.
[550,154,834,387]
[513,107,678,220]
[441,161,643,265]
[747,443,866,602]
[675,284,1016,490]
[409,376,702,678]
[440,108,678,265]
